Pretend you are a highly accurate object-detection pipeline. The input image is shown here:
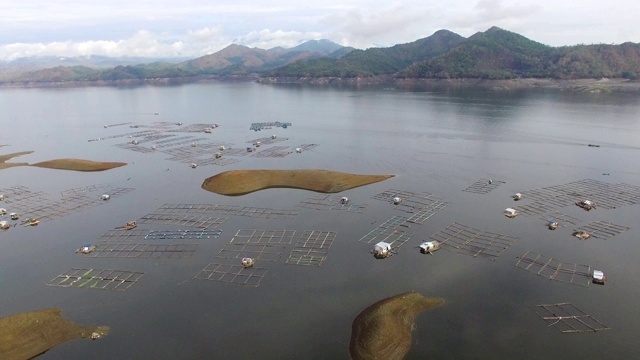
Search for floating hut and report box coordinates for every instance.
[10,213,19,220]
[548,220,559,230]
[101,194,110,201]
[592,270,606,285]
[340,197,349,204]
[204,127,212,133]
[190,163,198,168]
[576,200,595,211]
[0,208,6,215]
[241,257,255,268]
[220,146,226,151]
[419,241,440,254]
[131,140,139,145]
[246,147,254,152]
[24,218,39,226]
[373,241,393,259]
[191,142,197,147]
[214,152,222,159]
[254,141,261,147]
[151,145,157,150]
[572,230,591,240]
[271,135,277,139]
[512,193,523,201]
[0,220,9,229]
[176,122,183,126]
[504,208,518,218]
[295,147,303,153]
[392,197,402,205]
[76,244,96,254]
[123,221,137,230]
[0,194,4,201]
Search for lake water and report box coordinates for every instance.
[1,81,640,359]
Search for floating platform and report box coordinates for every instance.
[46,268,144,291]
[523,179,640,210]
[249,122,292,131]
[572,220,629,240]
[539,212,582,228]
[462,179,505,194]
[169,123,218,133]
[230,229,296,244]
[297,194,367,213]
[515,251,592,287]
[154,203,299,219]
[144,229,222,240]
[99,229,148,242]
[429,222,518,259]
[217,242,284,262]
[194,261,267,287]
[531,303,611,333]
[250,146,291,158]
[138,212,227,229]
[287,230,337,267]
[359,215,414,250]
[84,243,197,258]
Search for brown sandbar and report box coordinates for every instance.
[0,151,34,169]
[29,158,127,172]
[349,292,444,360]
[202,169,394,196]
[0,307,109,360]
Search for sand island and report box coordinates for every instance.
[29,158,127,172]
[349,292,444,360]
[0,308,109,360]
[201,169,394,196]
[0,151,34,170]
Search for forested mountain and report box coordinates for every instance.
[4,28,640,84]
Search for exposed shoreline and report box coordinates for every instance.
[1,75,639,92]
[0,152,127,172]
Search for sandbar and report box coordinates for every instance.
[349,292,444,360]
[0,151,34,170]
[29,158,127,171]
[0,307,109,360]
[201,169,394,196]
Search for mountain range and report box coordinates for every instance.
[3,27,640,84]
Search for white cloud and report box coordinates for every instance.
[234,29,324,49]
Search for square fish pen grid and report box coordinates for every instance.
[295,144,319,151]
[372,189,445,214]
[539,212,582,227]
[462,179,505,194]
[87,243,197,258]
[154,136,199,148]
[138,213,227,229]
[358,215,414,249]
[515,251,592,287]
[169,124,218,132]
[100,229,149,242]
[217,242,284,261]
[114,143,158,153]
[524,179,640,210]
[99,129,158,141]
[231,229,296,244]
[247,136,289,145]
[573,221,629,240]
[531,303,611,333]
[514,201,558,216]
[251,146,291,158]
[297,194,368,213]
[430,222,518,259]
[249,122,292,131]
[60,184,112,197]
[405,201,448,224]
[144,229,222,240]
[46,268,144,291]
[287,230,336,266]
[192,156,240,167]
[233,207,299,219]
[194,262,267,287]
[152,203,298,219]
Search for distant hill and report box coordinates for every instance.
[4,29,640,85]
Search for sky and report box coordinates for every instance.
[0,0,638,61]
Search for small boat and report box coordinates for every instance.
[190,163,198,168]
[340,197,349,204]
[0,221,9,229]
[214,152,222,159]
[295,147,302,153]
[271,135,277,139]
[0,194,4,201]
[512,193,523,201]
[254,141,261,147]
[241,257,255,268]
[24,218,39,226]
[76,244,96,254]
[504,208,518,218]
[547,220,558,230]
[592,270,606,285]
[151,145,157,150]
[572,230,590,240]
[419,241,440,254]
[392,197,402,205]
[219,146,226,151]
[576,200,595,210]
[123,221,137,230]
[204,127,212,133]
[101,194,110,201]
[131,140,139,145]
[10,213,19,220]
[191,142,197,147]
[246,147,254,152]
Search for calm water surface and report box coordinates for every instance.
[1,82,640,359]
